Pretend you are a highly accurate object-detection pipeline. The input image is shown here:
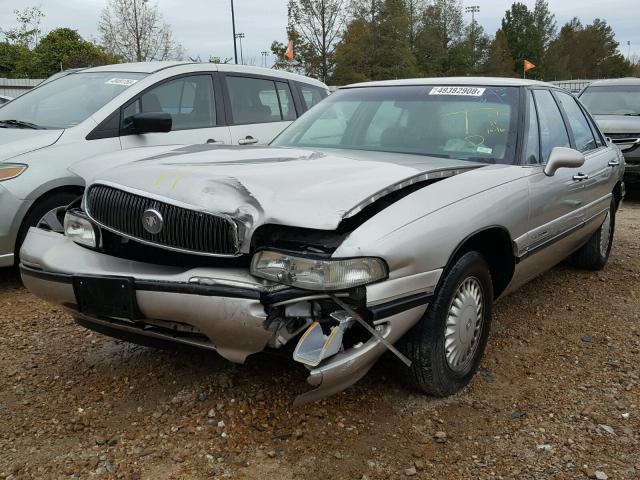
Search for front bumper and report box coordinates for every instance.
[20,228,433,405]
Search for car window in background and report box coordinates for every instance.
[299,84,328,110]
[579,85,640,115]
[532,89,570,163]
[0,72,146,129]
[524,91,541,164]
[123,75,216,130]
[273,85,520,163]
[226,76,288,124]
[276,82,297,121]
[555,91,597,153]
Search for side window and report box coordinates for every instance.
[532,89,570,163]
[582,107,605,147]
[525,91,540,164]
[299,84,328,110]
[225,76,284,124]
[555,91,597,153]
[122,75,216,131]
[276,82,297,121]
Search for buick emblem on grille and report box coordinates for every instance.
[142,208,163,234]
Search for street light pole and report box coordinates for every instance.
[235,33,245,64]
[465,5,480,70]
[231,0,238,64]
[261,51,269,68]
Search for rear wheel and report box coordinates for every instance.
[570,200,615,271]
[400,251,493,396]
[15,191,79,263]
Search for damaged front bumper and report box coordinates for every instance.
[20,228,437,405]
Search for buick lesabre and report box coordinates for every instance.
[20,78,625,405]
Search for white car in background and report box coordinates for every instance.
[0,61,329,267]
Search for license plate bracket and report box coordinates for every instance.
[73,275,139,320]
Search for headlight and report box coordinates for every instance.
[64,211,98,248]
[0,164,27,181]
[251,250,388,291]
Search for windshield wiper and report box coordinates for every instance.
[455,156,496,164]
[623,113,640,116]
[0,119,45,129]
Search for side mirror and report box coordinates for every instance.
[131,112,172,134]
[544,147,585,176]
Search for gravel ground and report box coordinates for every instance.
[1,198,639,480]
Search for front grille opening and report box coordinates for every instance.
[101,229,250,268]
[86,184,239,257]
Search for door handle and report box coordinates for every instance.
[572,172,589,181]
[206,138,224,144]
[608,159,620,167]
[238,136,258,145]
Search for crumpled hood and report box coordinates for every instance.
[0,129,63,162]
[593,115,640,134]
[82,144,480,232]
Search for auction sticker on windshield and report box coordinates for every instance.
[429,86,486,96]
[105,78,139,86]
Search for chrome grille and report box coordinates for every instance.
[86,184,240,257]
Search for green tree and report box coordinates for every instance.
[414,0,465,76]
[30,28,119,78]
[544,18,631,79]
[0,42,31,78]
[331,0,417,83]
[463,18,491,74]
[483,29,515,77]
[501,2,536,75]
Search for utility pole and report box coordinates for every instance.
[628,41,631,61]
[465,5,480,71]
[261,50,269,68]
[231,0,238,64]
[235,33,245,64]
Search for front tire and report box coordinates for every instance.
[400,251,493,396]
[570,200,615,271]
[15,191,79,264]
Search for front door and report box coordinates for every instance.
[120,74,231,149]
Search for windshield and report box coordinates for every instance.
[272,85,520,163]
[0,72,146,129]
[580,85,640,115]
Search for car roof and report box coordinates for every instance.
[81,61,328,88]
[345,76,551,88]
[585,77,640,87]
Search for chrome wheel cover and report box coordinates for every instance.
[445,276,484,373]
[37,208,64,233]
[599,210,611,258]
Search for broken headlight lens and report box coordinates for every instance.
[64,211,98,248]
[251,250,388,291]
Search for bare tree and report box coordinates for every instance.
[98,0,183,62]
[1,6,44,48]
[289,0,346,82]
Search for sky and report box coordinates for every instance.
[0,0,638,66]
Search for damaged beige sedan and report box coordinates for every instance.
[20,78,624,405]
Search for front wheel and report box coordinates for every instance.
[15,191,79,263]
[400,251,493,396]
[570,200,615,271]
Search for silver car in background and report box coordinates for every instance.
[20,78,624,405]
[580,77,640,186]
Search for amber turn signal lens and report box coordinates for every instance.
[0,164,27,181]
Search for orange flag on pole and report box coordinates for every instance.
[523,59,536,72]
[285,40,294,60]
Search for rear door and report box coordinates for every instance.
[120,73,231,149]
[553,89,616,211]
[520,88,586,267]
[223,75,298,145]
